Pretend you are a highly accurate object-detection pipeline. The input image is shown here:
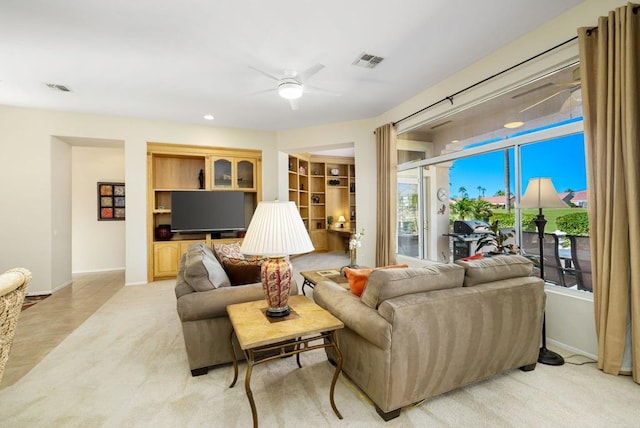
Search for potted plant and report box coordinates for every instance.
[475,220,518,255]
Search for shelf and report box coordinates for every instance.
[153,209,171,214]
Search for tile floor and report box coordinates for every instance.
[1,270,124,389]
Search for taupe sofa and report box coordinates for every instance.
[175,242,298,376]
[313,255,544,420]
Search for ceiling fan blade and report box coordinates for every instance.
[248,65,280,81]
[300,63,324,82]
[520,90,566,113]
[248,88,276,96]
[289,99,299,111]
[305,85,341,97]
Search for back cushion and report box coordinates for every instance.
[360,264,465,309]
[454,254,533,287]
[222,257,264,286]
[184,243,231,291]
[213,241,244,262]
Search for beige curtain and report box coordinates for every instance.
[375,123,398,267]
[578,3,640,383]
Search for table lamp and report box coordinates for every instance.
[519,177,567,365]
[338,215,346,228]
[240,201,314,317]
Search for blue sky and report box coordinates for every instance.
[449,133,587,198]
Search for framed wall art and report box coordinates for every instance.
[97,182,125,221]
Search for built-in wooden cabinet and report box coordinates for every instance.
[288,154,354,252]
[147,143,261,281]
[211,157,257,191]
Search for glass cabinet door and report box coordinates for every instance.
[236,158,256,190]
[212,158,233,189]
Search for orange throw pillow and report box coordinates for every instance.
[343,264,409,297]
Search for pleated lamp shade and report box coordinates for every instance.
[519,178,568,209]
[241,201,314,257]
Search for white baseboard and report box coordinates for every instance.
[548,338,598,361]
[124,281,148,286]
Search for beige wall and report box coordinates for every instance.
[0,106,278,292]
[71,145,125,273]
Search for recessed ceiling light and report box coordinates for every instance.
[203,114,214,120]
[451,139,460,143]
[504,121,524,129]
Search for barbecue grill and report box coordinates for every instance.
[447,220,492,260]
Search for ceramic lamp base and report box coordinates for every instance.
[261,256,293,318]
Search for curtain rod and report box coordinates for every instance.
[393,36,579,127]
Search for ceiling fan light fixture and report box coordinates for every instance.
[278,81,303,100]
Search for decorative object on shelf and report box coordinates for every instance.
[97,182,125,221]
[338,215,346,228]
[198,169,204,189]
[348,229,364,268]
[299,166,306,174]
[154,224,173,241]
[311,194,320,203]
[316,222,322,229]
[327,215,334,228]
[350,182,355,192]
[240,201,314,317]
[328,179,340,186]
[519,177,568,366]
[350,210,355,221]
[300,183,304,190]
[330,168,340,176]
[312,168,320,175]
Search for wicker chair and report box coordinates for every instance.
[0,268,32,384]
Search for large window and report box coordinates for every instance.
[397,63,591,292]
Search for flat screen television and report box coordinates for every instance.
[171,191,247,233]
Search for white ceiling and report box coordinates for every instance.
[0,0,583,131]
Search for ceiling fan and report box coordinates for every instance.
[520,67,581,113]
[249,63,338,110]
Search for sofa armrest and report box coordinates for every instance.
[177,283,264,321]
[314,280,391,350]
[177,279,299,322]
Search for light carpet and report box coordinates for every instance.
[0,252,638,427]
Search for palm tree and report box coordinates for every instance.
[481,186,486,197]
[495,190,505,196]
[477,185,482,199]
[458,186,467,198]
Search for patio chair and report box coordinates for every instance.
[521,231,576,287]
[568,235,593,292]
[0,268,32,384]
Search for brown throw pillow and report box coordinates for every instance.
[222,257,264,286]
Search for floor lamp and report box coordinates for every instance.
[520,177,567,366]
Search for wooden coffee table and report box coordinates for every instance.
[227,295,344,428]
[300,268,349,295]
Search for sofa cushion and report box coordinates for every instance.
[343,265,408,297]
[454,254,533,287]
[222,257,264,286]
[213,241,244,261]
[184,243,231,291]
[360,264,465,309]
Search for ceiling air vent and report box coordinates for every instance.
[352,52,384,68]
[45,83,71,92]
